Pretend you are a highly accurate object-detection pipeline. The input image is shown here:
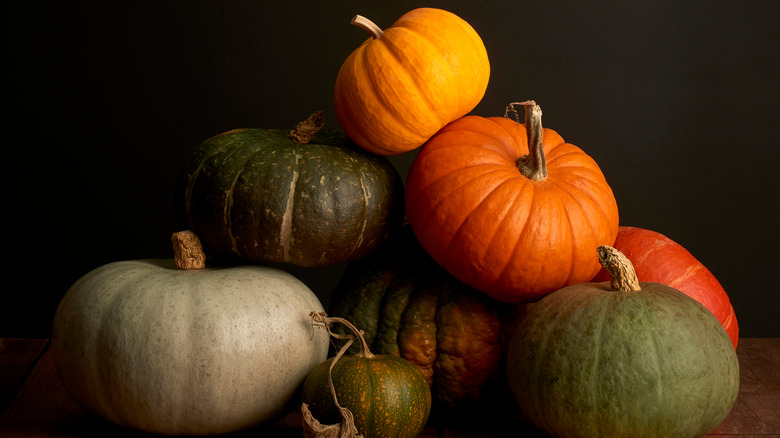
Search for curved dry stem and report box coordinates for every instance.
[503,101,547,181]
[290,111,326,144]
[351,15,383,39]
[305,312,367,437]
[310,311,374,358]
[597,245,642,292]
[504,100,537,123]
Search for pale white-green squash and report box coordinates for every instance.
[51,233,329,435]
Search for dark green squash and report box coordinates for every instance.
[328,224,522,412]
[178,112,404,267]
[506,246,740,438]
[301,313,431,438]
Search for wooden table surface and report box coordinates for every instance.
[1,338,778,437]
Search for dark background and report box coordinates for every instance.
[5,1,779,338]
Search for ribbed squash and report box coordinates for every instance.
[51,232,330,436]
[592,225,738,349]
[179,112,404,267]
[334,8,490,155]
[328,224,520,411]
[301,313,431,438]
[507,246,739,438]
[405,102,619,302]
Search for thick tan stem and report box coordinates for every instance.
[172,231,206,270]
[351,15,383,39]
[505,101,547,181]
[597,245,642,292]
[290,111,326,144]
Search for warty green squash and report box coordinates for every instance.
[328,224,521,411]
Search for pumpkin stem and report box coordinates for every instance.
[171,230,206,270]
[597,246,642,292]
[302,402,363,438]
[304,312,369,437]
[351,15,383,39]
[301,334,364,438]
[290,111,326,144]
[310,311,375,359]
[505,101,548,181]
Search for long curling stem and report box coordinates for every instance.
[307,311,368,437]
[310,311,374,358]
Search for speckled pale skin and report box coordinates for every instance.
[51,259,330,436]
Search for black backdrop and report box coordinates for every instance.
[5,1,779,338]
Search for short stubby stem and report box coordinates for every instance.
[597,246,642,292]
[290,111,326,144]
[172,230,206,270]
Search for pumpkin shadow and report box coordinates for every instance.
[55,410,305,438]
[426,397,551,437]
[51,395,306,438]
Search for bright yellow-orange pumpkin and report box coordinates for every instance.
[405,102,620,303]
[334,8,490,156]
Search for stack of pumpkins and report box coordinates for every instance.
[51,7,740,438]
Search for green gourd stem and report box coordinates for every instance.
[289,111,326,145]
[597,245,642,292]
[171,230,206,270]
[505,101,548,181]
[351,15,383,39]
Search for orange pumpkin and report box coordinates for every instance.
[334,8,490,156]
[405,102,619,302]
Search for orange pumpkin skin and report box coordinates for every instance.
[405,114,619,303]
[592,226,739,349]
[334,8,490,156]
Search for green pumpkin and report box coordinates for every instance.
[506,246,739,438]
[178,112,404,267]
[328,224,521,411]
[301,314,431,438]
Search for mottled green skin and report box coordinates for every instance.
[179,128,404,267]
[301,353,431,438]
[506,282,740,438]
[328,225,510,410]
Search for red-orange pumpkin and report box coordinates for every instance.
[405,102,619,303]
[592,225,739,348]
